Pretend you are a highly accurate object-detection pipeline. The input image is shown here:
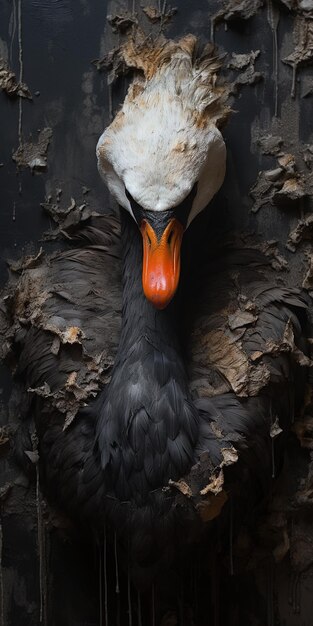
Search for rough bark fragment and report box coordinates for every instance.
[273,177,307,204]
[221,446,239,466]
[228,50,263,92]
[107,12,137,34]
[302,254,313,291]
[258,134,283,156]
[168,479,193,497]
[228,310,257,330]
[200,471,225,496]
[287,214,313,251]
[213,0,263,24]
[142,6,177,23]
[41,195,100,240]
[93,46,128,83]
[250,150,309,212]
[259,241,288,271]
[251,319,312,367]
[283,18,313,97]
[198,328,270,397]
[12,128,52,171]
[270,417,283,438]
[7,249,44,273]
[0,60,32,99]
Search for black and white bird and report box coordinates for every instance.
[3,35,309,609]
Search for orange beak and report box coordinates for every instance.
[140,218,184,309]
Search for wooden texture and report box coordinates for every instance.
[0,1,313,624]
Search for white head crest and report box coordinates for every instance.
[97,34,230,226]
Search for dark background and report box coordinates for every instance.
[0,0,313,624]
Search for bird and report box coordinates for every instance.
[2,34,310,623]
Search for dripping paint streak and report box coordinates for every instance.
[116,593,121,626]
[114,532,120,625]
[289,572,299,613]
[10,0,17,64]
[152,584,156,626]
[127,561,132,626]
[103,527,109,626]
[36,463,47,625]
[179,573,184,626]
[99,547,103,626]
[291,65,297,99]
[229,498,234,576]
[137,591,142,626]
[289,372,295,424]
[159,0,168,33]
[211,550,219,626]
[210,17,215,43]
[0,516,4,626]
[271,435,276,479]
[267,561,274,626]
[17,0,23,195]
[267,0,279,117]
[17,0,23,146]
[114,532,120,594]
[104,527,108,626]
[273,21,278,117]
[193,558,199,622]
[270,401,276,479]
[294,573,301,614]
[108,83,113,122]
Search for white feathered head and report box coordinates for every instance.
[97,34,230,308]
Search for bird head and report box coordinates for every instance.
[97,34,229,309]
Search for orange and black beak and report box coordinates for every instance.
[125,185,198,309]
[140,217,184,309]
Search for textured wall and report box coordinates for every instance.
[0,1,313,624]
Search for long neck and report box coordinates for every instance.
[116,209,182,362]
[96,210,199,504]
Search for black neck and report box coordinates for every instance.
[115,210,183,359]
[96,209,199,503]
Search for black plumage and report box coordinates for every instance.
[2,209,310,589]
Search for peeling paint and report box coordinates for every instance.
[283,17,313,97]
[107,11,137,34]
[212,0,263,27]
[250,148,311,212]
[228,50,263,92]
[142,5,177,24]
[12,128,52,171]
[287,214,313,251]
[0,59,31,99]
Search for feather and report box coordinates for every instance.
[1,39,310,588]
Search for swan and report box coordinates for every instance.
[2,33,309,622]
